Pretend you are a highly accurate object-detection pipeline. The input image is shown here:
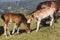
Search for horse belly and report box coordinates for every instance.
[40,13,50,19]
[41,9,55,19]
[9,18,12,24]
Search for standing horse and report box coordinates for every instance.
[36,1,59,22]
[1,13,30,38]
[27,2,56,32]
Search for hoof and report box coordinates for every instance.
[4,33,7,38]
[17,32,19,34]
[6,36,7,38]
[4,35,7,38]
[27,31,30,33]
[12,32,14,35]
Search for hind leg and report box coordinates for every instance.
[4,22,11,38]
[4,23,7,38]
[54,12,58,23]
[7,25,11,37]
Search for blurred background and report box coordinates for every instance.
[0,0,59,14]
[0,0,53,14]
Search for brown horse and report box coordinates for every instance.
[27,2,56,32]
[36,1,58,11]
[1,13,30,38]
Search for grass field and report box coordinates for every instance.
[0,14,60,40]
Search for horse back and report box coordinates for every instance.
[1,13,27,23]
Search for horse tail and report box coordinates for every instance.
[1,14,5,21]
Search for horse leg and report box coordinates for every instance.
[4,23,7,38]
[50,15,54,27]
[36,20,41,32]
[12,23,17,35]
[54,11,58,23]
[16,24,20,34]
[4,21,11,38]
[7,24,11,37]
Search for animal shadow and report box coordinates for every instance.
[0,26,4,36]
[41,18,50,27]
[19,29,26,34]
[10,29,27,35]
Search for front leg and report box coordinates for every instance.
[17,24,20,34]
[36,20,41,32]
[12,23,17,35]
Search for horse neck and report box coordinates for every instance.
[23,16,27,22]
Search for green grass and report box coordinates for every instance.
[0,16,60,40]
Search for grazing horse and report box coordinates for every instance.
[27,2,56,32]
[1,13,30,38]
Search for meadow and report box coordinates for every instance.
[0,14,60,40]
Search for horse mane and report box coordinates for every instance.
[29,10,37,15]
